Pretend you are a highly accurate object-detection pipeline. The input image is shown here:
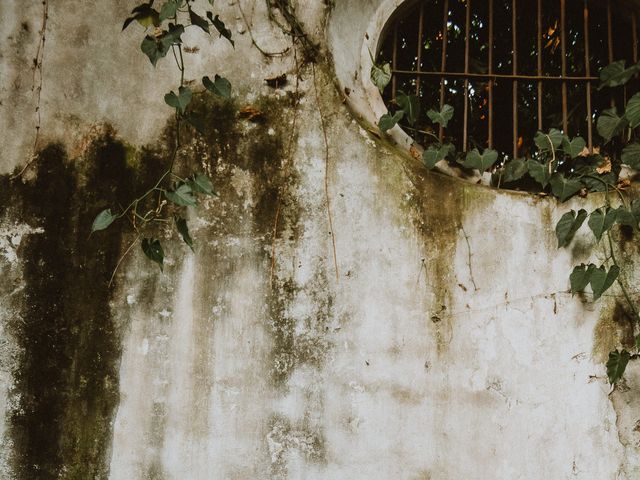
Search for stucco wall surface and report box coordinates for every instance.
[1,0,640,479]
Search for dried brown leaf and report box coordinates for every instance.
[239,105,264,122]
[596,157,612,174]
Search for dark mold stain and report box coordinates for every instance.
[1,129,162,479]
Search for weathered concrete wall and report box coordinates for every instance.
[1,0,640,478]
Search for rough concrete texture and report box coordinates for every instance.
[1,0,640,478]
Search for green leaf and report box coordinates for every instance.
[208,13,234,46]
[588,207,617,241]
[422,144,454,169]
[164,86,192,114]
[503,158,528,182]
[123,3,160,30]
[189,7,209,33]
[370,61,391,94]
[606,349,630,385]
[635,334,640,352]
[621,143,640,169]
[597,108,628,143]
[527,160,552,188]
[570,263,594,294]
[599,60,640,89]
[396,91,420,126]
[141,35,171,66]
[427,104,454,128]
[561,136,587,159]
[614,206,639,229]
[188,173,216,195]
[626,92,640,128]
[141,238,164,271]
[534,128,565,152]
[590,264,619,300]
[164,23,185,45]
[549,173,582,202]
[165,182,197,206]
[175,216,194,252]
[91,208,117,233]
[463,148,498,172]
[556,209,588,248]
[378,111,404,133]
[203,74,232,98]
[159,1,179,21]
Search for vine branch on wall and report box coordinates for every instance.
[12,0,49,180]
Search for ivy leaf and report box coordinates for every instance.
[123,3,160,30]
[427,104,454,128]
[165,182,197,206]
[463,148,498,172]
[203,75,232,98]
[188,173,216,195]
[164,86,192,114]
[549,173,582,202]
[606,350,631,386]
[91,208,117,233]
[534,128,565,151]
[570,263,595,294]
[607,349,630,385]
[422,144,454,169]
[561,136,587,159]
[588,207,617,241]
[175,216,194,252]
[164,23,185,45]
[141,238,164,271]
[556,209,588,248]
[208,13,234,46]
[527,160,552,188]
[590,264,619,301]
[614,206,638,229]
[141,35,171,66]
[597,108,628,143]
[378,110,404,133]
[396,91,420,126]
[370,61,391,94]
[626,92,640,129]
[189,7,209,33]
[159,1,180,21]
[503,158,528,182]
[599,60,640,89]
[621,143,640,169]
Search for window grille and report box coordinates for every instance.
[376,0,639,160]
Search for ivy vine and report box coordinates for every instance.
[374,58,640,387]
[91,0,233,279]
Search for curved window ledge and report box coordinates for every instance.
[328,0,482,183]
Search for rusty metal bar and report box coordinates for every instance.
[607,0,614,108]
[439,0,449,140]
[607,0,614,63]
[537,0,543,131]
[512,0,518,159]
[584,0,593,151]
[561,0,568,134]
[488,0,494,148]
[463,0,471,152]
[416,3,425,95]
[391,69,599,81]
[392,23,398,101]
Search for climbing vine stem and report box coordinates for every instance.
[92,0,234,274]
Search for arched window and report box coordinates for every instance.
[375,0,639,160]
